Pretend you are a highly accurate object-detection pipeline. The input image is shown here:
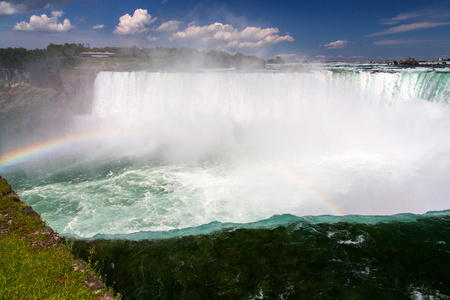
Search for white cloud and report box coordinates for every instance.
[367,22,450,37]
[380,12,420,25]
[369,4,450,36]
[93,24,104,30]
[380,4,450,25]
[324,40,350,49]
[0,0,72,15]
[277,53,298,58]
[153,20,182,32]
[170,22,294,49]
[12,11,74,33]
[374,39,418,45]
[0,1,22,14]
[372,39,450,47]
[114,8,156,35]
[146,36,159,41]
[315,54,344,59]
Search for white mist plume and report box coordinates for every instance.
[83,71,450,218]
[9,69,450,237]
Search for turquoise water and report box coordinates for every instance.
[4,66,450,237]
[2,64,450,298]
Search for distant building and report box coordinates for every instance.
[79,52,116,58]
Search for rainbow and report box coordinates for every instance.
[0,128,147,170]
[0,130,345,216]
[272,161,345,216]
[0,131,96,170]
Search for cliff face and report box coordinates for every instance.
[0,82,64,114]
[0,70,98,114]
[60,70,98,114]
[0,70,98,152]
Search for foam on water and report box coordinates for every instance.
[4,67,450,238]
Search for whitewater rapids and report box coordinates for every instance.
[6,67,450,237]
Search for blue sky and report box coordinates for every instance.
[0,0,449,61]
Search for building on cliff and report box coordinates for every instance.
[79,52,116,58]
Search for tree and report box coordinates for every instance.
[0,47,27,69]
[399,57,419,66]
[267,56,285,64]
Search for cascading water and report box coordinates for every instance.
[2,67,448,238]
[327,69,450,105]
[3,65,450,298]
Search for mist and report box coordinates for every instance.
[1,65,450,237]
[87,70,450,210]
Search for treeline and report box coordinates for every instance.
[86,46,266,69]
[393,56,419,66]
[0,43,267,85]
[0,43,86,86]
[0,43,85,70]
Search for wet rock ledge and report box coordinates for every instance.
[0,175,115,299]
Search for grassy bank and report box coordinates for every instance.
[0,176,118,299]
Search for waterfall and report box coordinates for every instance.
[9,68,450,237]
[92,70,450,122]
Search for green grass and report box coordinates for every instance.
[0,177,117,300]
[0,235,100,299]
[0,179,10,195]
